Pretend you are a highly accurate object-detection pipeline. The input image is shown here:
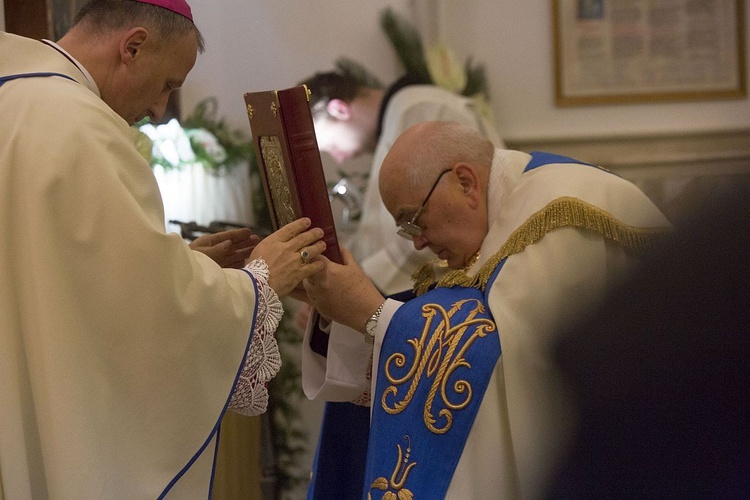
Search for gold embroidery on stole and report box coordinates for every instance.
[368,436,416,500]
[381,298,496,434]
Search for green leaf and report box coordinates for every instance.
[463,57,489,98]
[379,7,430,82]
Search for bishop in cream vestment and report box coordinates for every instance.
[0,31,283,498]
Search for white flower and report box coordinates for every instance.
[185,128,228,164]
[425,43,467,94]
[138,118,196,168]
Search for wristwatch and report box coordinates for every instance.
[363,300,386,344]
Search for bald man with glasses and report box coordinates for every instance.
[301,121,672,499]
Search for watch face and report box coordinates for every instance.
[364,301,385,341]
[365,319,375,335]
[363,328,375,344]
[364,318,377,342]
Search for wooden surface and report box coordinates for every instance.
[212,411,262,499]
[4,0,49,39]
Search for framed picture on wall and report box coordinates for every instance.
[552,0,747,106]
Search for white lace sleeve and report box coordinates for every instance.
[227,258,284,416]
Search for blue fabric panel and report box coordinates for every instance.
[524,151,597,172]
[307,402,371,500]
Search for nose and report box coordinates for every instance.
[412,234,428,251]
[329,150,349,164]
[149,92,171,124]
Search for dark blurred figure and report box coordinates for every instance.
[549,175,750,499]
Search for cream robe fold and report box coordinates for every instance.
[303,148,671,499]
[1,33,257,498]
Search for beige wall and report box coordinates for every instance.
[4,0,746,150]
[179,0,750,228]
[447,0,750,141]
[181,0,750,142]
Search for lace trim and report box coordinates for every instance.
[228,258,283,416]
[351,356,373,407]
[413,196,674,296]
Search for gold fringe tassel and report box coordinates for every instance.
[413,196,673,296]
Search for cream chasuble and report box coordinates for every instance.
[303,148,671,499]
[0,32,275,498]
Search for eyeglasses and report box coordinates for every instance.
[397,168,452,240]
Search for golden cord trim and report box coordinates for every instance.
[413,196,673,296]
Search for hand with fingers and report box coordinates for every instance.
[249,217,327,297]
[303,246,384,333]
[189,228,260,269]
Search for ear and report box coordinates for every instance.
[454,163,482,209]
[326,98,352,120]
[119,27,149,65]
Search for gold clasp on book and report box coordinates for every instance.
[271,90,280,117]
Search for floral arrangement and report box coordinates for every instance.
[137,97,254,174]
[182,97,256,173]
[336,7,492,111]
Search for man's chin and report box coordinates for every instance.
[436,250,459,267]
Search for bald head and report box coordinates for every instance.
[379,121,494,195]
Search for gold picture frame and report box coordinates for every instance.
[552,0,747,106]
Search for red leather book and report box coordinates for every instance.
[243,85,342,264]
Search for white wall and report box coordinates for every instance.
[182,0,750,142]
[0,0,750,141]
[182,0,411,136]
[448,1,750,141]
[4,0,745,140]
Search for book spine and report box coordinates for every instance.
[278,88,343,264]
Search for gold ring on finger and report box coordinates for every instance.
[300,249,311,264]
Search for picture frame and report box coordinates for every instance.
[552,0,747,106]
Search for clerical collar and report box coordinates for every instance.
[41,40,100,98]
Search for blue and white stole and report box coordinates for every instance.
[362,264,504,499]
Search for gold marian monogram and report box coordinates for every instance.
[381,299,496,434]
